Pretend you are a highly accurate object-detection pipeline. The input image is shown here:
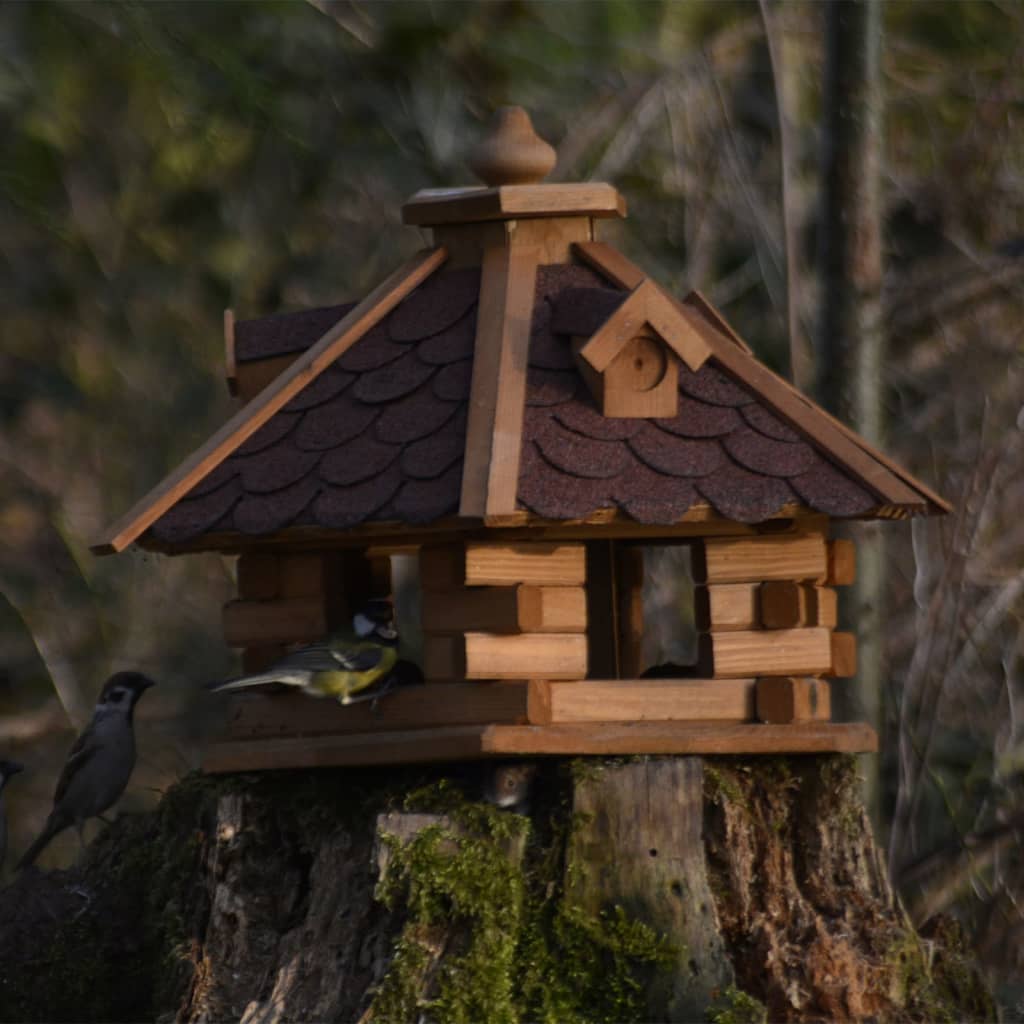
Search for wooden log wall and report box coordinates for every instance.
[420,542,588,681]
[226,549,389,673]
[691,532,857,723]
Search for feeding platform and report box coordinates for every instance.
[91,107,947,772]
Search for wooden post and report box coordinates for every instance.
[567,757,734,1021]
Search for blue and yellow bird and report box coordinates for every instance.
[208,599,400,704]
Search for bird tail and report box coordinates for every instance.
[16,815,65,871]
[205,670,305,693]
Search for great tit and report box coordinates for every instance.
[207,599,400,705]
[16,672,155,870]
[0,759,24,873]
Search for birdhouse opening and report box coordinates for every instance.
[584,539,703,680]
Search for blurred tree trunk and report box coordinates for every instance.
[815,0,886,820]
[0,757,994,1024]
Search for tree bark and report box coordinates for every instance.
[815,0,887,820]
[0,757,993,1023]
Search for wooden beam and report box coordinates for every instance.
[91,246,448,555]
[403,183,625,226]
[829,631,858,678]
[480,721,878,756]
[421,542,587,588]
[459,241,539,517]
[826,539,857,585]
[420,585,586,634]
[755,677,831,723]
[585,540,619,679]
[223,597,327,648]
[759,582,838,629]
[707,627,833,678]
[545,678,755,723]
[423,632,588,681]
[202,719,879,771]
[223,681,549,738]
[241,645,285,674]
[223,308,237,395]
[697,583,760,631]
[615,544,646,679]
[701,535,828,584]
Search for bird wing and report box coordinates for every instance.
[331,643,387,672]
[53,731,102,805]
[206,644,346,692]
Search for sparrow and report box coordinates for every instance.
[16,671,155,870]
[0,759,24,873]
[207,599,400,705]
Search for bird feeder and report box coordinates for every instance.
[92,107,949,773]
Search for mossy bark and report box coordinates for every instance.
[0,757,995,1023]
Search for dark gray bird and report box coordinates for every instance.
[0,759,24,873]
[16,672,155,870]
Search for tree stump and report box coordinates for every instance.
[0,757,995,1023]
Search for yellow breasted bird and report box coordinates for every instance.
[207,600,399,704]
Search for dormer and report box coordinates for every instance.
[553,279,713,418]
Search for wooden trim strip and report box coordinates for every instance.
[223,308,237,395]
[91,248,448,554]
[459,241,541,517]
[573,241,948,514]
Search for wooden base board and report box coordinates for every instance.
[202,721,877,773]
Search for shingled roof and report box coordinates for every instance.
[88,241,947,555]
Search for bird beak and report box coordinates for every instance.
[8,762,23,776]
[137,677,157,691]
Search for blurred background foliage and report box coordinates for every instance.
[1,0,1022,1010]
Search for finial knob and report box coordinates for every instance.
[469,106,557,187]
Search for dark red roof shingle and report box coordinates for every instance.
[150,264,881,544]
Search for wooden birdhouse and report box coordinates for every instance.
[92,107,949,773]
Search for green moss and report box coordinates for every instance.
[885,921,997,1023]
[705,985,767,1024]
[370,781,674,1024]
[703,762,748,809]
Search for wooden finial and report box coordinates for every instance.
[469,106,557,187]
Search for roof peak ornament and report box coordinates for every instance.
[468,106,557,187]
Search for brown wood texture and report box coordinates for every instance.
[759,582,838,629]
[423,632,588,681]
[567,759,734,1020]
[458,239,540,517]
[615,544,646,679]
[241,645,286,674]
[698,583,761,631]
[584,540,620,678]
[223,308,237,395]
[755,676,832,723]
[467,543,586,586]
[829,631,858,678]
[573,331,680,419]
[420,585,586,634]
[826,538,857,585]
[573,240,948,514]
[574,279,709,374]
[222,597,327,648]
[91,246,448,555]
[702,535,828,583]
[480,721,878,756]
[237,552,280,600]
[545,678,755,723]
[223,681,548,738]
[279,553,327,599]
[709,627,834,678]
[235,355,297,403]
[432,218,593,269]
[402,183,626,226]
[203,720,879,771]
